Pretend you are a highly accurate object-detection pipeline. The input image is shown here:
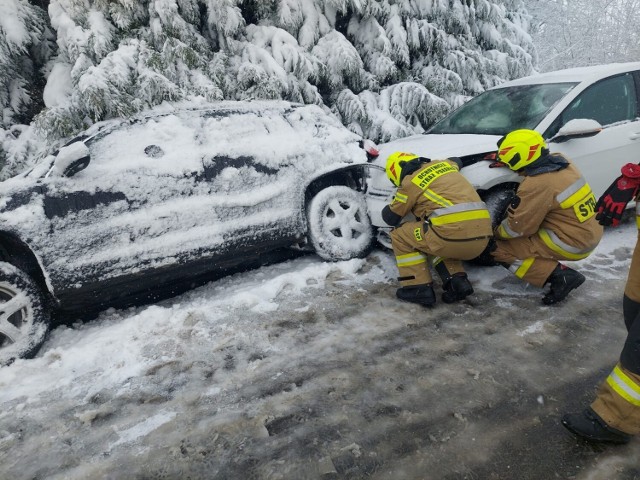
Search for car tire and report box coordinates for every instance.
[471,185,518,266]
[307,186,374,261]
[0,262,50,366]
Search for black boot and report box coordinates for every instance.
[542,264,585,305]
[561,408,631,444]
[442,273,474,304]
[396,284,436,307]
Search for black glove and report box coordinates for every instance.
[595,163,640,226]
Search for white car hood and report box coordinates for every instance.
[368,133,501,193]
[374,133,501,162]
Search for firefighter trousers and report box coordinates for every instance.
[491,235,583,288]
[591,232,640,435]
[390,220,488,287]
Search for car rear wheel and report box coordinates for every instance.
[307,186,374,261]
[0,262,50,366]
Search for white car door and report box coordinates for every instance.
[544,71,640,197]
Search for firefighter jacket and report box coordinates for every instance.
[382,158,493,241]
[494,154,603,259]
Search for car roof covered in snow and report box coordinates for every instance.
[494,62,640,88]
[81,100,321,141]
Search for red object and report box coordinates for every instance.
[596,168,640,226]
[621,162,640,179]
[489,161,507,168]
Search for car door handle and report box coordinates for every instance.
[630,132,640,140]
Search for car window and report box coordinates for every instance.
[546,73,638,138]
[428,83,577,135]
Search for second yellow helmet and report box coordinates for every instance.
[497,129,547,171]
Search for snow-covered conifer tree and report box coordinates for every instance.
[0,0,54,175]
[228,0,535,141]
[1,0,537,178]
[37,0,231,138]
[0,0,53,128]
[327,0,536,140]
[527,0,640,72]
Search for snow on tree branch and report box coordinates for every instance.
[1,0,536,178]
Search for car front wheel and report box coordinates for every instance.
[0,262,50,365]
[306,186,374,261]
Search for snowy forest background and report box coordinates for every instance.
[1,0,639,180]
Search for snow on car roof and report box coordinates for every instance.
[83,100,364,177]
[495,62,640,88]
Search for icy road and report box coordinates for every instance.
[1,224,639,479]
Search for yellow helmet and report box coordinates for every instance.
[386,152,419,186]
[497,129,547,171]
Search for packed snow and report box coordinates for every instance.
[0,219,639,478]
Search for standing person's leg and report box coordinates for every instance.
[561,233,640,443]
[623,231,640,330]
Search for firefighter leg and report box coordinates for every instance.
[433,257,473,303]
[432,257,464,284]
[589,363,640,436]
[428,232,487,303]
[492,236,585,303]
[587,233,640,435]
[390,222,435,306]
[590,307,640,434]
[623,295,640,332]
[623,231,640,331]
[562,233,640,441]
[390,222,431,286]
[491,237,557,287]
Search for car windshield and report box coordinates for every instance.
[428,82,578,135]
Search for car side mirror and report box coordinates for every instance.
[48,142,91,178]
[549,119,603,144]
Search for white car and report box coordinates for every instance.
[365,62,640,255]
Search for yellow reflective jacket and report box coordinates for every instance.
[387,159,492,241]
[495,158,603,255]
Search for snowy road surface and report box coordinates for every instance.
[1,224,640,479]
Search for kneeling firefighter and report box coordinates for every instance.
[381,152,493,307]
[491,129,603,304]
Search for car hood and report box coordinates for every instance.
[368,133,501,192]
[373,133,501,162]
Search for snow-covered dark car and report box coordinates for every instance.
[0,101,373,364]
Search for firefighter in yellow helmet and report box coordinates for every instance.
[381,152,493,306]
[491,129,603,304]
[562,162,640,444]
